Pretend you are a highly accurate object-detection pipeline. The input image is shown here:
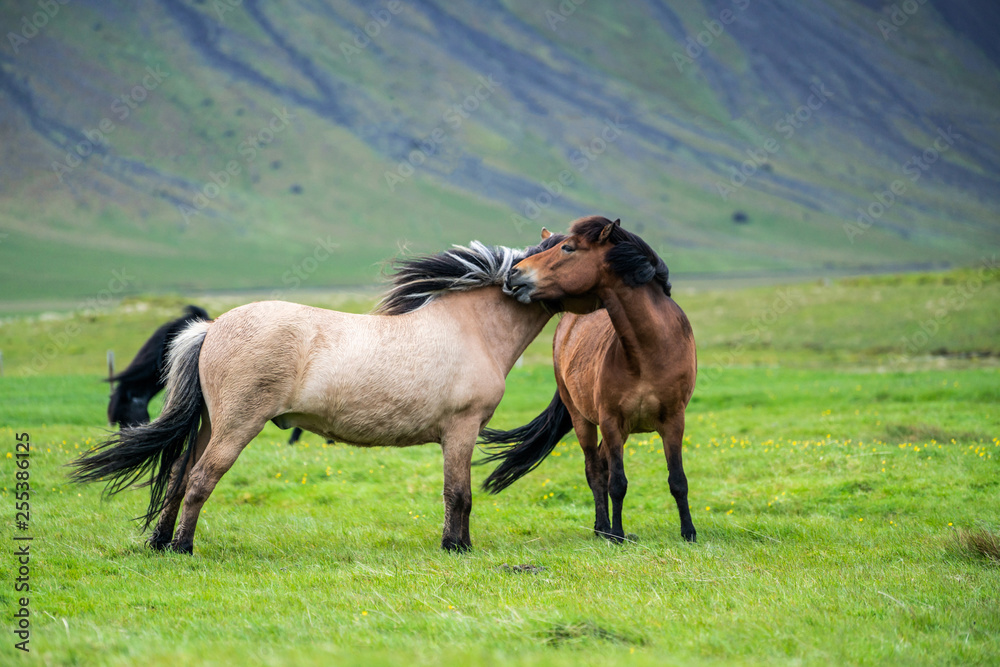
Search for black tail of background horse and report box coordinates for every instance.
[73,321,209,529]
[107,305,209,428]
[478,391,573,493]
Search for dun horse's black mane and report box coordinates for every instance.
[376,237,562,315]
[571,216,671,297]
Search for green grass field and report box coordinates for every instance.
[1,270,998,665]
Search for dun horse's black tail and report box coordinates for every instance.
[478,391,573,494]
[106,305,210,428]
[70,321,210,530]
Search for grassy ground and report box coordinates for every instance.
[1,271,998,665]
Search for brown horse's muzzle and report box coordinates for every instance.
[502,267,535,304]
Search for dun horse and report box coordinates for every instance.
[481,217,698,543]
[107,305,211,428]
[71,238,562,554]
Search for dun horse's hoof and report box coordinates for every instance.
[167,541,194,555]
[147,537,172,551]
[441,538,471,553]
[682,530,697,543]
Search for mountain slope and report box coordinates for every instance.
[1,0,998,302]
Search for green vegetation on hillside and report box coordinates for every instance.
[2,1,998,304]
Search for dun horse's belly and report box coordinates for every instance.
[281,360,460,446]
[274,411,440,448]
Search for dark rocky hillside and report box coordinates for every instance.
[1,0,998,301]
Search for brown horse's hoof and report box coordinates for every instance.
[682,530,697,543]
[441,537,471,553]
[596,529,626,544]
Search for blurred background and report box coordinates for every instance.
[1,0,998,308]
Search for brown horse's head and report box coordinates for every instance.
[504,216,670,313]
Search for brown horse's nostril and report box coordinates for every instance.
[503,267,533,303]
[503,267,522,291]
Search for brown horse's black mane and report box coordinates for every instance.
[376,236,563,315]
[571,216,671,297]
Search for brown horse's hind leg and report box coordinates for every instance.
[576,421,611,538]
[599,418,629,543]
[168,419,264,554]
[660,414,696,542]
[440,420,480,552]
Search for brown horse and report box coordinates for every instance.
[481,216,698,543]
[70,238,564,554]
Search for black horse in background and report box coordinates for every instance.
[108,305,211,428]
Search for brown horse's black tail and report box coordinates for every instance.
[69,321,210,530]
[478,391,573,494]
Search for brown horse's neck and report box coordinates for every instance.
[597,282,675,374]
[446,287,553,375]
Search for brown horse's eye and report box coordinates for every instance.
[561,244,575,253]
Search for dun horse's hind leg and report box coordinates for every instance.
[440,420,480,552]
[148,467,185,550]
[169,419,264,554]
[660,415,696,542]
[148,414,212,550]
[599,418,629,543]
[576,421,611,538]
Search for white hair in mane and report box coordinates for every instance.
[375,241,525,315]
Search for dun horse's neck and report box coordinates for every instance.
[598,283,673,374]
[446,288,552,375]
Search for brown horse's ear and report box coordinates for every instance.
[598,219,621,243]
[540,228,552,239]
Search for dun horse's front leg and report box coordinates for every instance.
[440,423,479,552]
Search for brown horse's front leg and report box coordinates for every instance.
[660,416,696,542]
[440,424,478,552]
[576,421,610,537]
[599,419,628,543]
